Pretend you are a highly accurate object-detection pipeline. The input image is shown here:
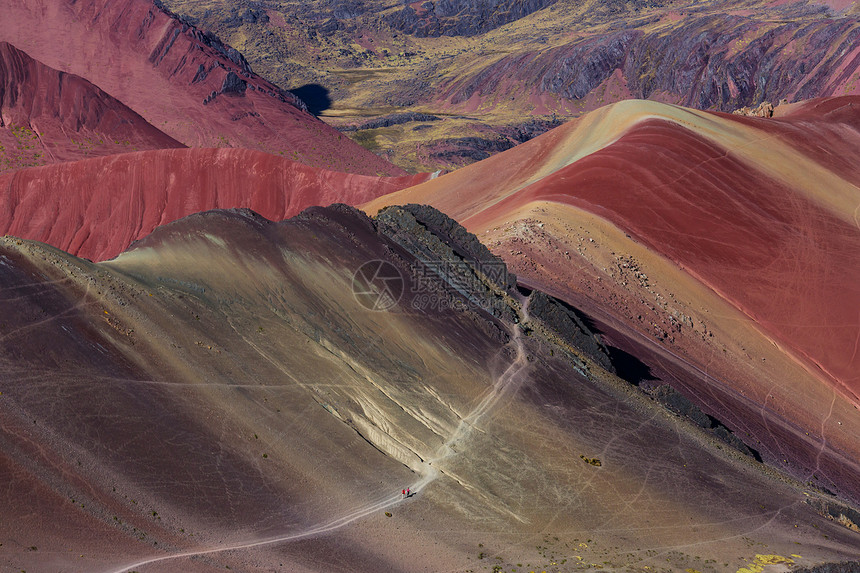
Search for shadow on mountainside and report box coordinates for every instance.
[605,345,656,386]
[290,84,332,116]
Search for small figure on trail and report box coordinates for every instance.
[406,487,411,497]
[402,489,406,498]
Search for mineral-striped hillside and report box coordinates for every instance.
[0,148,429,261]
[365,96,860,506]
[2,205,858,572]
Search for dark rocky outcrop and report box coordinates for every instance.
[375,204,620,371]
[387,0,559,37]
[427,136,516,163]
[393,204,513,284]
[376,204,516,320]
[526,291,614,373]
[368,204,516,342]
[648,384,760,459]
[338,112,441,132]
[220,71,248,95]
[805,497,860,534]
[501,117,564,143]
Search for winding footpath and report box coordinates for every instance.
[107,296,531,573]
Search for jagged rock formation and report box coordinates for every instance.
[526,290,613,373]
[500,117,565,143]
[376,204,518,329]
[338,112,441,132]
[806,498,860,534]
[648,384,760,458]
[378,204,624,374]
[733,101,776,117]
[442,14,860,112]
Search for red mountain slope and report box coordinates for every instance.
[0,148,430,261]
[365,96,860,503]
[0,41,183,172]
[0,0,403,175]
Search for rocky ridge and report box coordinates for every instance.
[442,14,860,112]
[373,203,764,462]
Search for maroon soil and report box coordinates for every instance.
[0,148,430,261]
[498,117,860,398]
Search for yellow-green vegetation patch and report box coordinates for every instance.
[349,128,386,152]
[736,554,795,573]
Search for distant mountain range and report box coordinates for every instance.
[155,0,860,171]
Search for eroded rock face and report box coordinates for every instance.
[387,0,559,37]
[733,101,775,117]
[525,290,614,372]
[540,31,638,100]
[376,204,516,324]
[444,14,860,111]
[220,71,248,95]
